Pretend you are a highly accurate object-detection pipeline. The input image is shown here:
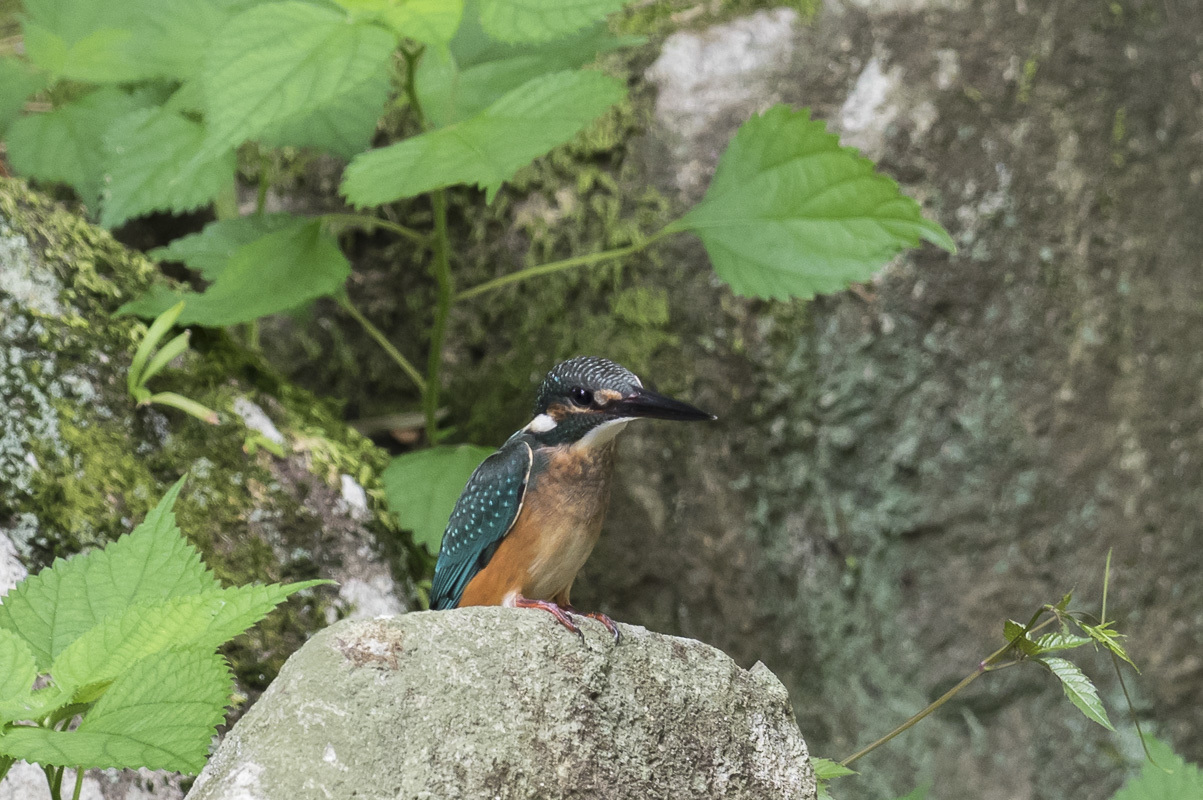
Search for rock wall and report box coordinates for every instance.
[0,179,414,798]
[564,3,1203,799]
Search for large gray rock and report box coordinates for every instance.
[186,610,816,800]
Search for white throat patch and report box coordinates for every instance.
[573,417,632,450]
[525,413,557,433]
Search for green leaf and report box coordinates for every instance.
[256,61,392,159]
[893,786,930,800]
[122,0,251,82]
[1076,619,1137,670]
[382,444,493,553]
[128,300,185,395]
[21,24,137,84]
[149,214,304,281]
[337,0,464,44]
[812,758,856,780]
[201,2,397,153]
[1003,619,1040,656]
[0,58,47,137]
[0,630,38,722]
[0,477,215,668]
[5,88,154,209]
[1038,656,1115,731]
[342,69,624,205]
[1034,631,1092,653]
[415,10,638,127]
[478,0,626,43]
[1111,736,1203,800]
[0,648,232,773]
[118,220,352,326]
[50,581,327,695]
[100,107,236,229]
[669,105,957,300]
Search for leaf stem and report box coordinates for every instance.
[454,229,674,303]
[400,45,427,130]
[1101,548,1112,624]
[0,756,13,784]
[424,189,454,442]
[839,616,1057,767]
[336,295,427,393]
[320,213,430,247]
[71,768,84,800]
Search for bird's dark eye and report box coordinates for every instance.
[570,387,594,407]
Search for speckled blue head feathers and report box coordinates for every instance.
[534,356,642,416]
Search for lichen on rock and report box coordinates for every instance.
[0,176,415,712]
[186,609,816,800]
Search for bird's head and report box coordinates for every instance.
[524,356,714,448]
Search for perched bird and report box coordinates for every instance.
[429,356,714,641]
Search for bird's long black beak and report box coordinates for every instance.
[612,386,716,422]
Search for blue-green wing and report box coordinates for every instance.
[429,436,533,610]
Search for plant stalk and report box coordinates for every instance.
[321,213,430,247]
[454,230,673,303]
[424,189,454,442]
[337,295,427,393]
[839,616,1057,767]
[71,768,84,800]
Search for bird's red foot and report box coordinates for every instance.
[512,595,583,640]
[562,605,622,644]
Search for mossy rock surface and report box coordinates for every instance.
[0,177,414,697]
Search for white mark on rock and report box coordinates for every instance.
[337,575,404,621]
[839,55,904,159]
[232,397,285,446]
[0,533,29,597]
[647,8,800,195]
[338,474,370,521]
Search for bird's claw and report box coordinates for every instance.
[583,611,622,644]
[513,595,583,641]
[563,604,622,644]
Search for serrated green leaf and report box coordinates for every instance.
[201,2,397,153]
[5,88,154,209]
[382,445,493,553]
[0,476,215,668]
[256,60,392,159]
[1038,656,1114,731]
[415,9,638,127]
[123,0,252,82]
[478,0,625,43]
[19,0,144,81]
[342,69,624,205]
[0,59,47,137]
[1034,631,1092,653]
[149,214,304,281]
[893,786,930,800]
[1111,736,1203,800]
[117,220,351,325]
[812,757,856,780]
[337,0,464,44]
[0,648,232,773]
[1077,619,1137,670]
[100,107,236,229]
[1003,619,1040,656]
[50,581,327,695]
[21,24,135,84]
[669,105,956,301]
[0,630,38,722]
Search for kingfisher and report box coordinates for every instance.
[429,356,714,641]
